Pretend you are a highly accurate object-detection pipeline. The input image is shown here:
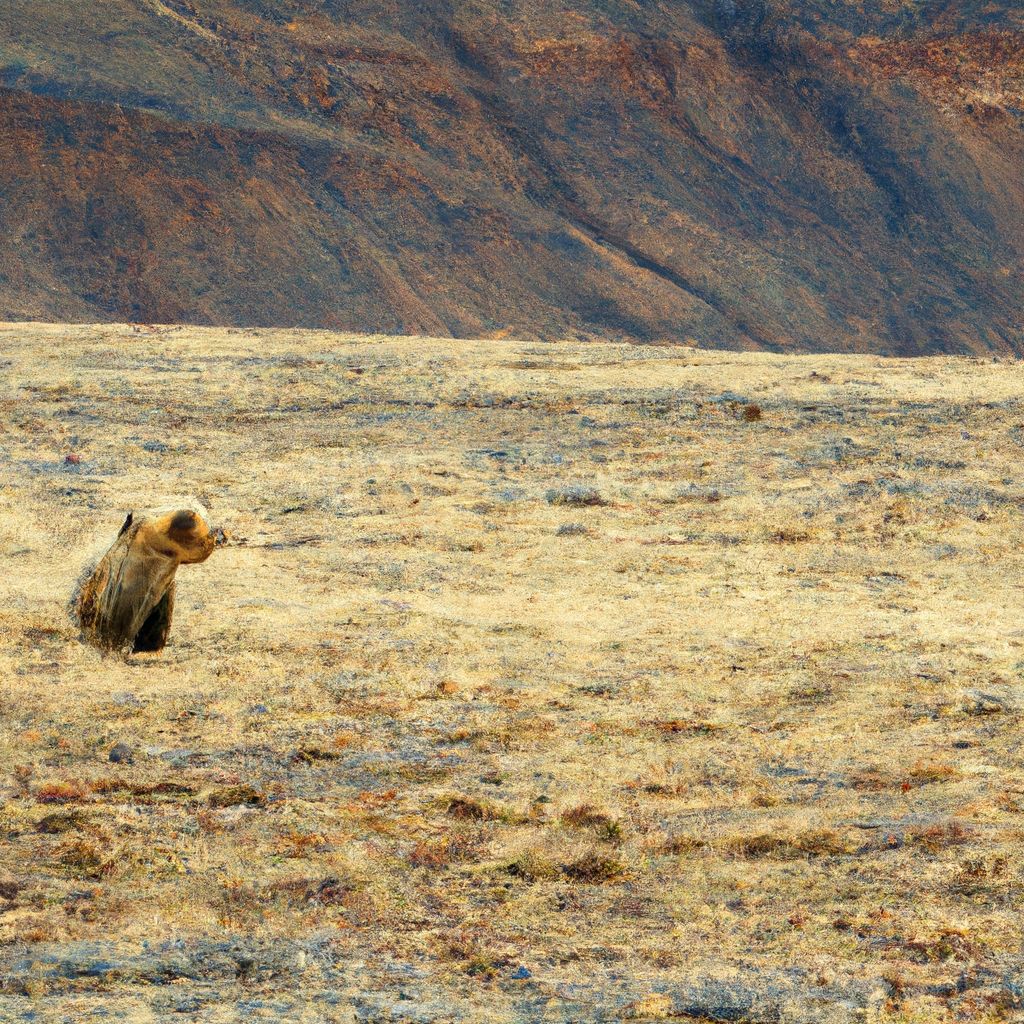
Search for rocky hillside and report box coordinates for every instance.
[1,1,1022,353]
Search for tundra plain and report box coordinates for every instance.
[0,323,1023,1022]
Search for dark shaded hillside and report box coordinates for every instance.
[1,1,1022,352]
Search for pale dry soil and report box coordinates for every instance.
[0,323,1022,1023]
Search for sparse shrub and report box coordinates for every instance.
[848,769,889,792]
[196,809,224,833]
[376,562,406,591]
[905,761,959,787]
[766,527,811,544]
[622,993,674,1019]
[546,486,607,507]
[671,484,722,504]
[851,762,959,793]
[409,836,480,868]
[959,855,1008,880]
[218,877,266,928]
[356,789,398,808]
[207,785,264,808]
[408,840,453,869]
[57,839,110,879]
[556,522,589,536]
[561,850,626,882]
[437,929,507,978]
[955,855,1009,893]
[13,765,34,794]
[560,804,610,827]
[36,811,88,834]
[725,829,854,859]
[560,805,624,843]
[17,931,53,950]
[274,831,330,858]
[89,777,195,799]
[963,690,1012,716]
[997,791,1023,813]
[446,796,492,820]
[266,875,351,908]
[507,851,559,883]
[788,683,832,704]
[393,762,454,783]
[649,718,724,735]
[742,403,763,422]
[902,928,978,964]
[35,781,89,804]
[304,876,349,907]
[291,746,344,764]
[900,821,973,852]
[882,969,909,1002]
[443,795,525,823]
[661,834,707,855]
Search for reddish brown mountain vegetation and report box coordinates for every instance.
[1,1,1021,352]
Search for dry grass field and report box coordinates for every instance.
[0,322,1023,1022]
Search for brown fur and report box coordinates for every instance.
[73,504,221,653]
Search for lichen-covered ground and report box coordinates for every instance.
[0,323,1022,1022]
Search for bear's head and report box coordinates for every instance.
[139,506,223,564]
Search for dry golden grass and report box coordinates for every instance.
[0,322,1023,1021]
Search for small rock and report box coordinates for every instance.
[108,743,134,764]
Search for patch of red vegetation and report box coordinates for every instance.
[35,781,89,803]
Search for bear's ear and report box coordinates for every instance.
[117,512,134,537]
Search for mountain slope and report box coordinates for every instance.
[1,1,1022,352]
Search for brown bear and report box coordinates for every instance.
[73,501,224,653]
